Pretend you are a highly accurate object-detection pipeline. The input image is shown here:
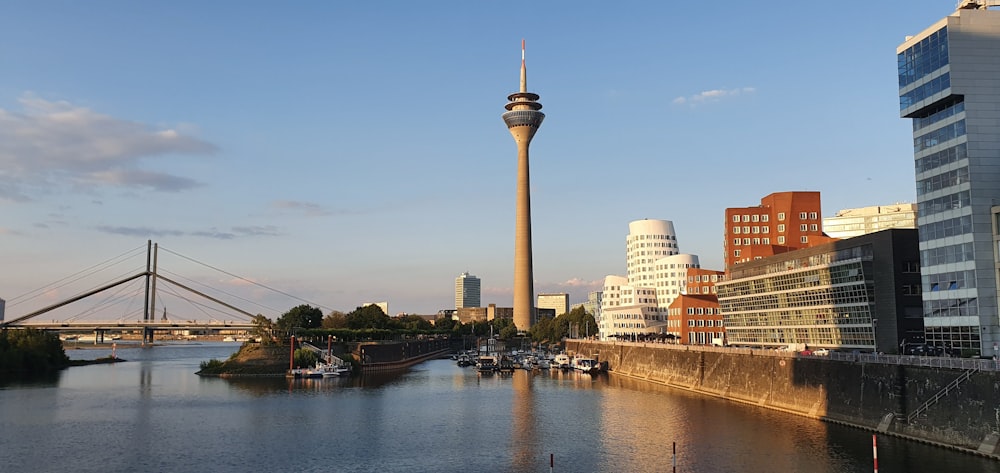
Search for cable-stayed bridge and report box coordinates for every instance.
[1,241,325,343]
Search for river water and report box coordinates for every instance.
[0,342,996,473]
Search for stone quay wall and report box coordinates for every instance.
[567,340,1000,458]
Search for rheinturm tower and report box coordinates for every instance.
[502,40,544,331]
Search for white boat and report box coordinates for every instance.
[305,360,351,378]
[476,355,498,373]
[572,356,599,374]
[553,353,571,370]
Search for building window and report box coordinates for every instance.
[751,215,759,222]
[778,213,785,221]
[733,239,740,246]
[734,227,741,234]
[752,227,760,234]
[743,226,750,234]
[732,215,740,222]
[762,215,769,222]
[734,250,741,257]
[742,215,750,222]
[810,224,818,231]
[809,212,817,219]
[778,224,785,232]
[763,226,769,233]
[753,238,760,244]
[743,238,750,245]
[799,212,807,219]
[800,224,808,231]
[763,238,770,244]
[778,236,785,244]
[688,320,695,327]
[800,236,808,243]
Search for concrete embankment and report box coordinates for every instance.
[567,340,1000,459]
[355,338,453,373]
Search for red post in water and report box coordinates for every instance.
[289,335,296,370]
[872,434,878,473]
[673,442,677,473]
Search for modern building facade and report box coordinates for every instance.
[537,293,569,317]
[823,204,918,239]
[666,268,726,344]
[898,2,1000,356]
[502,41,544,331]
[717,229,924,354]
[454,272,481,309]
[724,192,836,272]
[599,219,702,340]
[583,290,602,320]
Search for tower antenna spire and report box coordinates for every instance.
[520,39,527,93]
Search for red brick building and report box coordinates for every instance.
[723,191,837,271]
[666,268,726,345]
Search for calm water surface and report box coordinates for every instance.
[0,342,997,473]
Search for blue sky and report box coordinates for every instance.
[0,1,953,319]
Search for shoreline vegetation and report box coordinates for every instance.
[0,328,124,381]
[196,343,295,377]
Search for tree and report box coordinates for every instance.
[250,314,275,345]
[345,304,391,330]
[293,348,317,368]
[276,305,324,334]
[322,310,347,329]
[434,316,457,331]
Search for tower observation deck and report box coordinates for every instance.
[503,40,544,331]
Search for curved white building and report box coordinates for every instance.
[599,219,701,341]
[626,219,679,286]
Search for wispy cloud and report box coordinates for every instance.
[272,200,336,217]
[0,93,217,201]
[96,225,281,240]
[673,87,756,106]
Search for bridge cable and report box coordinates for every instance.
[157,267,283,315]
[7,244,146,308]
[158,246,333,312]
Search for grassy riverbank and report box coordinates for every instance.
[196,343,291,377]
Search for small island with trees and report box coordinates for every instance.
[0,328,123,383]
[197,303,597,377]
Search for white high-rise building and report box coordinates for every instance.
[899,2,1000,356]
[537,293,569,317]
[455,272,481,309]
[823,204,917,239]
[600,219,701,340]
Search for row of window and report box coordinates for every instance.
[725,326,874,347]
[924,269,976,292]
[687,319,724,327]
[917,166,969,196]
[914,120,966,153]
[731,212,819,223]
[900,72,950,111]
[919,190,970,218]
[915,142,966,175]
[919,215,972,242]
[726,245,872,280]
[924,297,979,318]
[897,27,948,88]
[913,98,964,132]
[921,242,974,267]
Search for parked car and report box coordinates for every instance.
[813,348,830,356]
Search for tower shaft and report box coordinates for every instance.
[503,41,544,331]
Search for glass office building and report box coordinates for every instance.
[898,4,1000,355]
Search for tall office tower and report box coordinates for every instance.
[502,40,545,331]
[898,2,1000,356]
[455,272,481,309]
[723,191,832,272]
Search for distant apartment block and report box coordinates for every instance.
[899,3,1000,356]
[537,293,569,317]
[823,204,917,239]
[724,192,836,271]
[455,272,481,309]
[717,229,923,353]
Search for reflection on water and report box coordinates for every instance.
[0,346,995,473]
